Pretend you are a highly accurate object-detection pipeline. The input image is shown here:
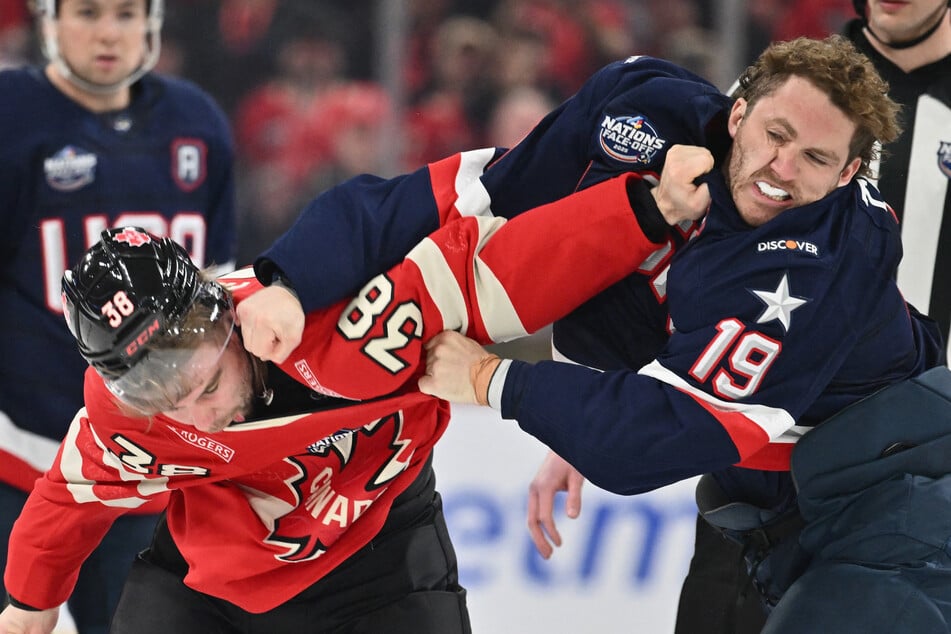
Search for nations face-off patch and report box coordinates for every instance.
[44,145,97,191]
[598,114,667,165]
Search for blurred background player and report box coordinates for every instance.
[845,0,951,358]
[0,1,236,632]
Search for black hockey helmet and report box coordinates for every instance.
[62,227,234,414]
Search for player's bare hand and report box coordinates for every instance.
[527,451,586,558]
[418,331,499,405]
[235,284,304,363]
[653,144,714,225]
[0,604,59,634]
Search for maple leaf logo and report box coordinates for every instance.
[112,227,152,247]
[262,412,414,562]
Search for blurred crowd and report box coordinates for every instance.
[0,0,853,263]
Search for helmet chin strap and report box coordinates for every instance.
[39,0,164,97]
[45,22,162,95]
[864,5,949,50]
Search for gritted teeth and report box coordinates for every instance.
[756,181,790,201]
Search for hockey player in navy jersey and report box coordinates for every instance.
[0,166,698,633]
[0,1,235,631]
[415,37,951,633]
[512,6,951,631]
[522,5,951,629]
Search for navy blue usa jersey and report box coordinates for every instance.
[0,67,236,488]
[501,171,945,505]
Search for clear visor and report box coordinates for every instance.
[105,283,235,416]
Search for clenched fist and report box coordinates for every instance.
[653,144,715,225]
[236,284,305,363]
[418,331,500,405]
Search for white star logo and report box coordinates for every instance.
[751,273,807,332]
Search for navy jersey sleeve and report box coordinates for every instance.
[255,170,439,313]
[501,358,737,495]
[255,149,505,312]
[256,57,732,313]
[481,56,734,216]
[498,177,943,496]
[551,271,672,371]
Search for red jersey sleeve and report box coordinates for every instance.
[4,378,173,609]
[281,173,671,400]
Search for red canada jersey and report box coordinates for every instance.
[5,172,668,612]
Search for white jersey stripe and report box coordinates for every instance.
[467,216,529,342]
[473,250,529,342]
[638,359,795,440]
[0,409,61,472]
[408,215,528,341]
[220,413,312,432]
[770,425,812,444]
[897,94,951,316]
[62,410,166,507]
[453,148,497,217]
[407,237,470,335]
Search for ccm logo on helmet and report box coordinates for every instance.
[124,318,162,359]
[757,239,820,256]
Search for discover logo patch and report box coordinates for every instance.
[757,239,819,256]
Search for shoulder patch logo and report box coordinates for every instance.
[599,114,667,165]
[938,141,951,179]
[44,145,97,191]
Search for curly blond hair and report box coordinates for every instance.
[734,35,900,179]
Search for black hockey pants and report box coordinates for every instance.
[109,464,470,634]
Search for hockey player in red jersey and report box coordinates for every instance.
[0,167,701,633]
[0,1,237,629]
